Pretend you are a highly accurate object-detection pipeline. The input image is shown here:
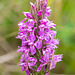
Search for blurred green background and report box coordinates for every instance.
[0,0,75,75]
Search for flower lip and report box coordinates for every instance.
[37,10,43,16]
[39,24,45,28]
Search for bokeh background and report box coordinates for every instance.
[0,0,75,75]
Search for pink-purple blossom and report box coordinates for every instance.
[37,10,43,16]
[17,0,63,75]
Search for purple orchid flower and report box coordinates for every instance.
[17,0,63,75]
[34,36,43,49]
[23,12,33,19]
[26,19,35,28]
[28,27,36,42]
[30,2,36,10]
[37,10,43,16]
[45,6,52,17]
[28,41,36,55]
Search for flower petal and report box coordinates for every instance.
[25,69,30,75]
[30,46,36,55]
[37,64,43,72]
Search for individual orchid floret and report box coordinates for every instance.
[44,35,50,43]
[38,29,44,36]
[38,24,45,36]
[28,27,36,42]
[34,36,43,49]
[42,1,47,9]
[39,18,48,25]
[30,2,36,10]
[46,21,56,29]
[26,19,35,28]
[28,41,36,55]
[34,39,42,49]
[28,19,35,24]
[20,53,29,62]
[28,57,37,66]
[17,46,29,53]
[53,55,63,62]
[43,48,52,62]
[37,10,43,16]
[47,30,57,38]
[23,12,33,18]
[45,7,52,17]
[50,54,63,70]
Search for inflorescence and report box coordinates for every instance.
[16,0,63,75]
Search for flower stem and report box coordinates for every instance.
[36,0,38,11]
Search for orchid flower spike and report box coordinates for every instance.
[17,0,63,75]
